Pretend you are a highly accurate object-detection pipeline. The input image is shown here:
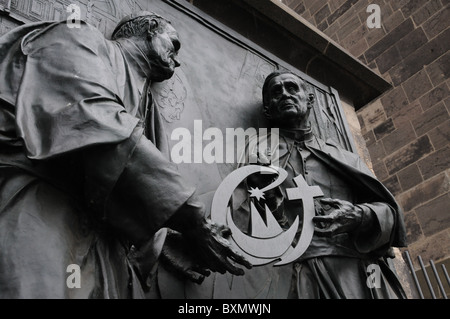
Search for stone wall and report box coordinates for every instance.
[279,0,449,298]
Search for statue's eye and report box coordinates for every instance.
[271,87,282,97]
[287,84,299,94]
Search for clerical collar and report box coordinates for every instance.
[279,128,314,142]
[116,38,152,81]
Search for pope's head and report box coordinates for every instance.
[262,71,315,129]
[112,11,181,82]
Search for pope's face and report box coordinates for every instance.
[264,73,309,124]
[146,22,181,82]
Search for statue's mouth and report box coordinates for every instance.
[279,101,297,111]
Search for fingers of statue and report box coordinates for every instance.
[160,250,207,284]
[313,198,363,236]
[313,210,348,237]
[192,265,211,277]
[199,221,252,276]
[184,265,212,284]
[160,230,211,284]
[319,197,353,210]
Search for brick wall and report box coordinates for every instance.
[280,0,449,282]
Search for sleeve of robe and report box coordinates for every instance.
[323,143,407,256]
[14,21,196,244]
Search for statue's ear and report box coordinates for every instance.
[150,19,159,31]
[307,93,315,109]
[263,104,272,119]
[147,19,159,36]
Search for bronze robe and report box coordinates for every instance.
[0,20,193,298]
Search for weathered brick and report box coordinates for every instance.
[337,0,368,24]
[293,3,306,15]
[385,135,434,174]
[395,27,428,59]
[390,0,410,11]
[365,18,414,62]
[382,174,402,195]
[403,211,424,244]
[383,10,406,33]
[317,19,328,31]
[382,122,417,155]
[417,145,450,180]
[329,0,347,12]
[428,119,450,150]
[375,45,402,74]
[326,0,358,25]
[407,231,450,268]
[309,0,328,15]
[402,69,433,102]
[349,38,369,59]
[422,6,450,39]
[419,82,450,110]
[416,193,450,236]
[380,85,409,117]
[329,32,339,42]
[373,161,389,181]
[374,118,396,140]
[301,0,314,10]
[365,26,386,47]
[344,23,370,48]
[402,210,423,243]
[314,3,331,24]
[367,60,377,72]
[281,0,297,7]
[412,0,442,25]
[357,99,387,131]
[397,172,450,212]
[392,100,422,127]
[412,102,449,136]
[322,21,336,36]
[363,130,376,146]
[397,164,423,191]
[336,15,361,41]
[400,0,428,17]
[356,53,367,65]
[390,27,450,86]
[426,51,450,86]
[367,140,386,164]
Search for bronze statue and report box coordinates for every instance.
[219,71,408,298]
[0,11,250,298]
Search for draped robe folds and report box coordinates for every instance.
[211,129,408,299]
[0,21,194,298]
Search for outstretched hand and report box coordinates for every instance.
[313,198,363,237]
[161,217,252,283]
[160,229,212,284]
[163,197,252,283]
[183,218,252,276]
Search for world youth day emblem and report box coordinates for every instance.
[211,165,324,266]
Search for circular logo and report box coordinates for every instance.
[211,165,323,266]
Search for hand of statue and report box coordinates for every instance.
[165,197,252,277]
[312,198,363,237]
[159,229,212,284]
[183,218,253,276]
